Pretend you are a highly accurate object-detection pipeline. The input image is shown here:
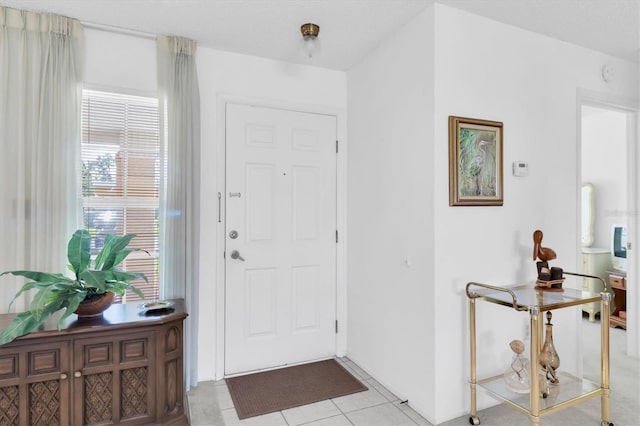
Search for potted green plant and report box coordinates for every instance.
[0,229,147,345]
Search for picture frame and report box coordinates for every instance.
[449,116,503,206]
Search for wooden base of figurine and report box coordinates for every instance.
[535,278,565,292]
[535,286,564,292]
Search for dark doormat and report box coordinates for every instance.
[225,359,368,419]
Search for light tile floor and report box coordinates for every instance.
[187,318,637,425]
[187,357,430,426]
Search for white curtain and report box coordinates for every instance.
[157,35,200,390]
[0,7,83,311]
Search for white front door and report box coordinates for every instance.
[224,103,337,375]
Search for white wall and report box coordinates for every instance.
[347,4,638,424]
[68,11,640,423]
[433,6,636,421]
[582,107,628,248]
[82,27,348,383]
[347,6,436,419]
[196,48,347,381]
[83,28,157,93]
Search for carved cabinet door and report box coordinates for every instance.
[0,340,71,425]
[73,331,156,425]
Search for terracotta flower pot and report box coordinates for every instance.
[74,292,115,319]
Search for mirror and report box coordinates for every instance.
[581,183,594,247]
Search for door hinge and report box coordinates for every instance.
[336,140,339,153]
[335,320,338,333]
[336,230,339,243]
[628,242,633,250]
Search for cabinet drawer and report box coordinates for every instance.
[610,276,626,290]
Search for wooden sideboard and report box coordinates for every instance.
[609,270,627,329]
[0,299,188,425]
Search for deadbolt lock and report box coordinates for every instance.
[229,230,238,239]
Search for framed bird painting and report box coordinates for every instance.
[448,116,503,206]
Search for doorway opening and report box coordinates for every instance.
[579,99,638,371]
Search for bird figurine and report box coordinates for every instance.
[533,230,556,262]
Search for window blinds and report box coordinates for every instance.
[81,89,160,302]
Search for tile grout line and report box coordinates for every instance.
[279,409,291,426]
[328,398,356,426]
[395,401,421,426]
[337,399,420,426]
[191,359,429,425]
[297,411,354,426]
[365,378,401,403]
[343,359,418,424]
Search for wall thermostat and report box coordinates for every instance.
[512,161,529,177]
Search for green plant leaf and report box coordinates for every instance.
[56,291,88,328]
[67,229,91,277]
[29,286,56,322]
[100,234,136,270]
[94,234,115,270]
[78,270,108,293]
[112,249,133,267]
[0,229,148,345]
[48,281,82,292]
[1,270,69,283]
[107,269,148,283]
[9,276,77,307]
[9,280,58,311]
[124,284,145,299]
[38,297,67,323]
[0,311,44,346]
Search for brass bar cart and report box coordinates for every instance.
[465,272,613,426]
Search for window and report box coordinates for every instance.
[81,89,160,302]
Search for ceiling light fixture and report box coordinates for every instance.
[300,23,320,58]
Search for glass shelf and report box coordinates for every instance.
[466,277,612,425]
[469,284,603,312]
[479,372,602,413]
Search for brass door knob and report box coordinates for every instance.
[74,371,82,378]
[60,373,68,380]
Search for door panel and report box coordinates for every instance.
[292,265,321,331]
[225,104,337,375]
[293,166,321,240]
[245,268,277,338]
[246,164,275,241]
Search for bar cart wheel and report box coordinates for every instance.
[469,415,480,425]
[601,422,613,426]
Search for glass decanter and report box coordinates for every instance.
[503,339,530,393]
[539,311,560,385]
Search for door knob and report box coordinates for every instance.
[230,250,245,261]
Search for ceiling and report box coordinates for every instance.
[0,0,637,70]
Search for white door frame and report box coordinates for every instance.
[214,94,347,379]
[576,88,639,358]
